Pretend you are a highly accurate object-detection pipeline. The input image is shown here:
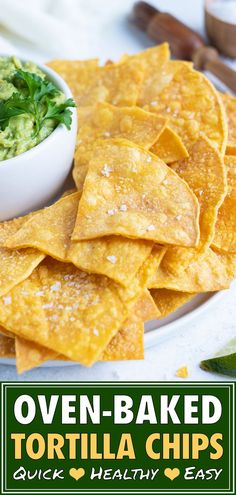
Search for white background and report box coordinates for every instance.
[0,0,236,381]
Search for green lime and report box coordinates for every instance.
[201,353,236,378]
[201,338,236,377]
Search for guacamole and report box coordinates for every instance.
[0,56,74,161]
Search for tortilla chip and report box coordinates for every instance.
[0,258,143,366]
[160,136,227,276]
[5,192,79,261]
[101,320,144,361]
[150,289,195,319]
[49,57,144,107]
[213,156,236,253]
[15,320,144,372]
[61,188,77,198]
[73,102,167,190]
[15,319,144,373]
[15,290,157,373]
[47,58,99,102]
[171,136,226,248]
[68,236,153,287]
[72,139,200,247]
[226,144,236,155]
[146,65,227,154]
[123,46,192,109]
[0,217,45,297]
[5,192,155,288]
[0,325,14,338]
[132,289,160,321]
[221,93,236,154]
[135,246,167,289]
[149,247,234,292]
[215,249,236,280]
[151,126,189,163]
[0,333,15,358]
[120,44,171,104]
[15,337,56,373]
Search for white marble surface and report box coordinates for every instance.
[0,0,236,381]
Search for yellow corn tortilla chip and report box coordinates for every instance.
[146,65,227,154]
[61,188,77,197]
[0,257,143,366]
[150,289,195,319]
[160,136,227,276]
[149,247,233,292]
[140,59,194,107]
[14,290,157,373]
[0,333,15,358]
[5,192,79,262]
[73,102,167,190]
[132,289,160,321]
[171,136,226,248]
[47,58,99,102]
[221,93,236,154]
[0,325,14,338]
[0,217,45,297]
[15,337,57,373]
[119,44,171,106]
[226,144,236,155]
[116,252,165,304]
[151,126,189,163]
[101,320,144,361]
[5,192,154,288]
[124,47,193,109]
[15,320,144,373]
[49,57,144,107]
[135,246,167,289]
[213,156,236,253]
[214,249,236,278]
[72,139,200,247]
[68,236,153,287]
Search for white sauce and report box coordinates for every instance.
[208,0,236,24]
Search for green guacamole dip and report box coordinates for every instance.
[0,56,70,161]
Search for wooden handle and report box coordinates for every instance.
[131,1,205,59]
[131,1,236,92]
[193,46,236,93]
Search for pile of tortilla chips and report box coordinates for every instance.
[0,43,236,373]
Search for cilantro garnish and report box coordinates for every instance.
[0,69,76,134]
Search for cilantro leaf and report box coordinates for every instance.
[14,69,59,101]
[0,70,76,135]
[0,96,30,130]
[42,98,76,129]
[5,93,34,113]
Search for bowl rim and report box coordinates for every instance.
[205,0,236,28]
[0,54,77,170]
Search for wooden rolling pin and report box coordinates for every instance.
[130,1,236,93]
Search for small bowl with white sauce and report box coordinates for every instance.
[0,56,77,221]
[205,0,236,58]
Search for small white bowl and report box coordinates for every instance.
[0,58,77,221]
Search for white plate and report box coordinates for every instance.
[0,290,223,368]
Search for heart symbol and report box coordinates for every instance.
[164,468,180,481]
[69,468,85,481]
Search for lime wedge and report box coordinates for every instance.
[201,354,236,377]
[201,339,236,377]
